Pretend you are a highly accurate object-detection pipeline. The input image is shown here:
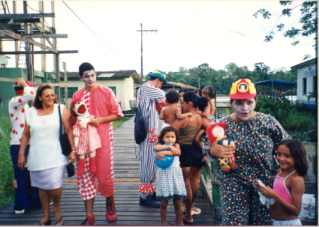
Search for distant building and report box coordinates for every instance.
[65,70,139,111]
[162,81,197,92]
[0,68,55,110]
[291,58,317,109]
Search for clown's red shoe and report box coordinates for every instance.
[105,210,117,223]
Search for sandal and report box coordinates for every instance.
[183,217,194,225]
[191,207,201,216]
[39,218,51,225]
[55,217,64,225]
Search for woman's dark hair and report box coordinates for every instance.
[165,89,180,104]
[33,84,54,109]
[196,96,209,112]
[278,139,308,176]
[202,85,216,99]
[158,126,179,144]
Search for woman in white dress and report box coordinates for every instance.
[18,84,75,225]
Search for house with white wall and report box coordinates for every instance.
[291,58,317,108]
[63,70,139,111]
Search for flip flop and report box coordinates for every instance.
[191,207,202,216]
[183,217,194,225]
[55,217,64,225]
[39,218,51,226]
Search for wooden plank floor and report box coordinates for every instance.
[0,118,214,225]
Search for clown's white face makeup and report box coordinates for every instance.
[81,69,97,89]
[231,98,256,121]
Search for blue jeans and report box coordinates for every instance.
[10,145,41,210]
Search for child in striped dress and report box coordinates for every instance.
[155,126,186,225]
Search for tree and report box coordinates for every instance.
[166,62,294,95]
[254,1,317,48]
[254,62,271,81]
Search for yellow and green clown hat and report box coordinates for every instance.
[229,78,256,100]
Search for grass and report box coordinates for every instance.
[0,108,14,208]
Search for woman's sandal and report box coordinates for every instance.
[39,218,51,225]
[55,217,64,226]
[183,217,194,225]
[191,207,201,216]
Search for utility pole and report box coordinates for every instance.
[136,23,157,80]
[13,0,19,68]
[62,61,68,105]
[51,0,61,99]
[39,0,46,72]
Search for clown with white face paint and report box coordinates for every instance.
[81,69,97,89]
[70,62,123,225]
[209,78,290,225]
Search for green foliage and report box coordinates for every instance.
[0,107,14,208]
[256,96,316,141]
[167,62,296,94]
[254,1,317,47]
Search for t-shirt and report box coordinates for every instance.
[8,86,36,145]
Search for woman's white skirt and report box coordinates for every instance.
[30,166,65,190]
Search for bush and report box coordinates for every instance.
[256,96,316,141]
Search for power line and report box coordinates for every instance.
[61,0,97,36]
[60,0,118,62]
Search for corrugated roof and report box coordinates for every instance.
[255,79,296,89]
[162,81,197,90]
[291,58,317,71]
[66,70,138,81]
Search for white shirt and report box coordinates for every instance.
[25,104,67,171]
[8,86,36,145]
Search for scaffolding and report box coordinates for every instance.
[0,0,78,98]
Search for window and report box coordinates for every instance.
[67,87,78,98]
[108,86,116,95]
[303,77,307,95]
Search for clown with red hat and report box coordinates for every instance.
[208,78,289,225]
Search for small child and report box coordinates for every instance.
[155,126,186,225]
[160,89,192,125]
[256,139,308,226]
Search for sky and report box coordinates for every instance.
[4,0,317,74]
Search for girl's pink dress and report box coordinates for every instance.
[71,86,123,200]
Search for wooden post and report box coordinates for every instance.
[13,0,19,68]
[23,0,33,81]
[51,0,60,98]
[39,0,46,72]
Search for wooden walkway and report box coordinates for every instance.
[0,118,214,225]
